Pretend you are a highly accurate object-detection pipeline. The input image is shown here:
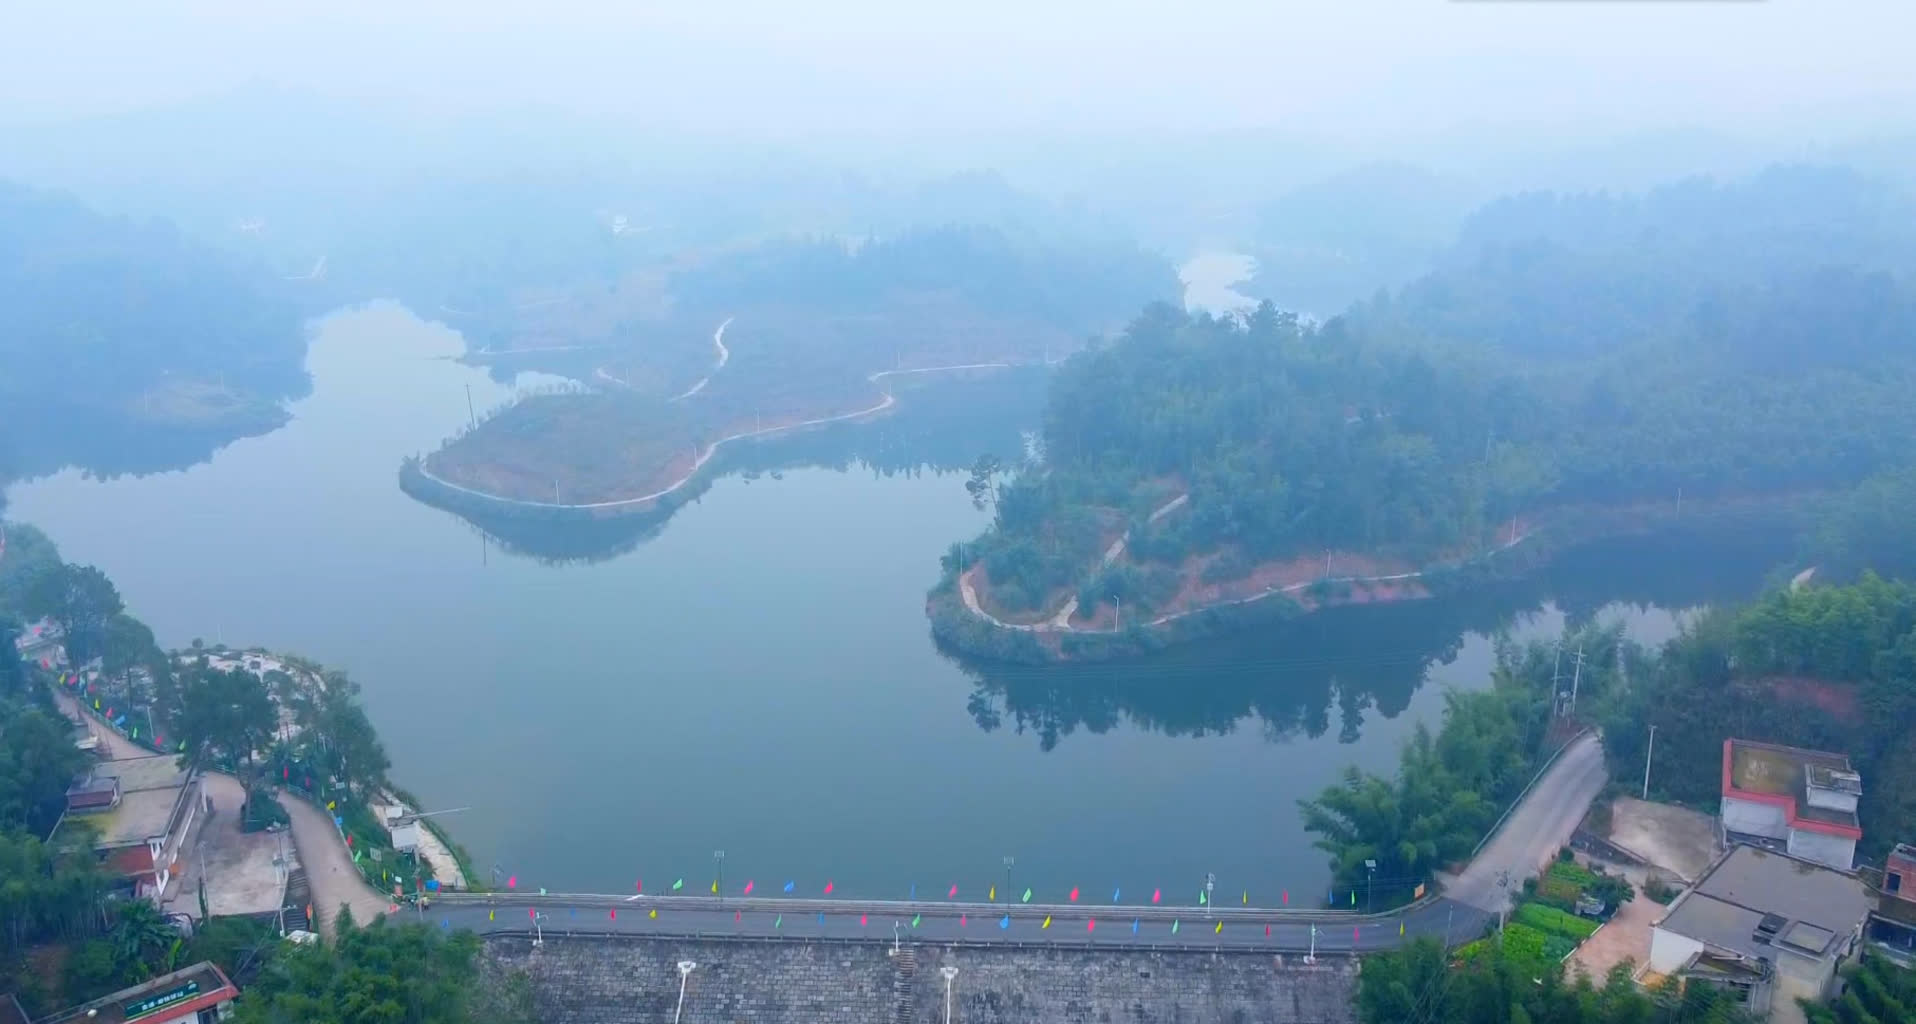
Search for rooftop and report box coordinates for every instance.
[1657,845,1872,963]
[96,755,190,794]
[72,788,185,848]
[1722,738,1862,837]
[58,962,236,1024]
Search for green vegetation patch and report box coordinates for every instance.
[1514,901,1599,940]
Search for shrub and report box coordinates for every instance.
[1645,877,1680,904]
[1546,860,1599,888]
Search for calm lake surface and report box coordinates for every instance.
[8,303,1782,902]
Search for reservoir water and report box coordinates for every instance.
[7,303,1785,902]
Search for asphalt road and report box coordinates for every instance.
[1443,732,1609,915]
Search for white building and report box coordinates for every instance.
[1650,844,1873,1024]
[1720,738,1862,871]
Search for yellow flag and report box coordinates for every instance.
[1242,890,1247,905]
[488,910,495,921]
[711,880,719,894]
[1215,921,1223,934]
[327,801,335,811]
[1399,920,1405,936]
[989,885,996,901]
[1042,915,1051,929]
[649,908,658,919]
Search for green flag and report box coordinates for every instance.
[911,914,921,928]
[353,849,362,864]
[1199,890,1207,905]
[774,914,782,928]
[1172,919,1180,934]
[672,878,684,891]
[1349,889,1356,907]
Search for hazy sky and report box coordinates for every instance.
[3,0,1909,147]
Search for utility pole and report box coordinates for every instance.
[713,850,724,903]
[1205,873,1215,918]
[465,384,476,429]
[1365,859,1377,915]
[1643,725,1657,800]
[1568,646,1585,715]
[1002,856,1013,908]
[1551,640,1564,717]
[1305,923,1316,964]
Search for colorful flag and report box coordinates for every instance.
[784,881,795,893]
[1112,887,1121,903]
[1132,919,1139,935]
[1041,915,1051,929]
[948,884,957,899]
[538,888,546,896]
[1265,924,1271,937]
[528,908,535,919]
[1152,889,1161,904]
[1068,887,1079,902]
[960,914,967,927]
[1087,918,1096,932]
[774,915,782,928]
[611,909,618,920]
[1242,891,1248,905]
[649,909,658,919]
[711,880,719,894]
[743,880,754,895]
[1172,919,1180,934]
[1198,890,1207,905]
[672,878,683,891]
[999,915,1009,930]
[1215,921,1223,934]
[1399,920,1405,936]
[735,911,741,922]
[488,910,495,921]
[817,913,824,926]
[1282,889,1289,905]
[1022,888,1032,903]
[911,914,921,928]
[861,914,868,926]
[824,880,833,894]
[910,883,917,900]
[327,801,335,811]
[507,875,517,890]
[989,885,996,901]
[1350,890,1356,906]
[442,919,450,929]
[636,880,643,892]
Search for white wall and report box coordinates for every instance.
[1722,796,1788,839]
[1786,828,1857,871]
[1805,786,1859,815]
[1649,926,1706,973]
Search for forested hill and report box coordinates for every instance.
[667,225,1180,333]
[1352,164,1916,361]
[0,181,310,485]
[937,164,1916,646]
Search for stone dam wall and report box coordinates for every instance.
[484,933,1359,1024]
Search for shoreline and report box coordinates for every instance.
[931,492,1821,664]
[403,358,1029,520]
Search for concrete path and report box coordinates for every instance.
[1443,732,1609,914]
[53,688,388,938]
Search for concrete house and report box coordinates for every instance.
[1720,738,1862,871]
[55,754,207,901]
[1650,845,1872,1024]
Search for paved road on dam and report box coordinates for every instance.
[414,733,1606,954]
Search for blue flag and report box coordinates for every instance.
[1132,918,1139,934]
[910,883,916,900]
[1112,887,1121,903]
[783,880,795,893]
[999,915,1010,929]
[817,913,825,925]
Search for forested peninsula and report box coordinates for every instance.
[931,165,1916,662]
[0,179,310,490]
[405,225,1176,515]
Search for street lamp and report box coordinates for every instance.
[673,961,697,1024]
[1364,860,1377,915]
[531,910,544,948]
[1002,856,1014,907]
[1205,873,1215,918]
[940,966,959,1024]
[713,850,725,903]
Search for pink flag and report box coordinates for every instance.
[1282,889,1289,905]
[1354,926,1360,942]
[735,911,741,923]
[507,875,517,890]
[1087,918,1096,931]
[1069,887,1079,902]
[960,914,968,927]
[1265,925,1271,937]
[636,879,643,892]
[948,884,957,899]
[824,880,834,894]
[610,908,616,919]
[743,880,754,895]
[860,914,868,926]
[1151,889,1161,904]
[528,908,535,919]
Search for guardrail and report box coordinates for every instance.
[428,891,1391,924]
[474,927,1367,957]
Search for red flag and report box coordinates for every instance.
[1087,918,1096,931]
[283,766,289,780]
[610,908,616,919]
[824,880,834,894]
[1354,926,1360,942]
[860,914,868,926]
[1069,887,1079,902]
[345,834,353,847]
[1151,889,1161,904]
[528,908,536,919]
[1282,890,1288,905]
[507,875,517,890]
[636,879,643,892]
[735,911,741,923]
[743,880,754,895]
[1265,925,1271,937]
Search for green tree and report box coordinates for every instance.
[109,899,182,982]
[228,918,533,1024]
[23,563,123,666]
[100,612,159,694]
